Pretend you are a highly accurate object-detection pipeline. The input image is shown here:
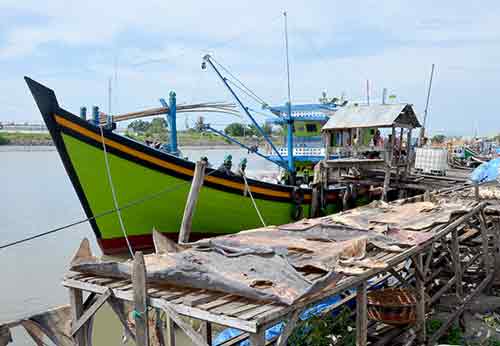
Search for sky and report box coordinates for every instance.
[1,0,499,136]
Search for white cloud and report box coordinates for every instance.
[1,0,500,135]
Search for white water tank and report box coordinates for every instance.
[414,147,448,175]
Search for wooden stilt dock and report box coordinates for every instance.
[59,188,500,346]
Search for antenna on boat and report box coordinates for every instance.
[420,63,435,144]
[108,77,112,116]
[366,80,370,105]
[283,11,295,178]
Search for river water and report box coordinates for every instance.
[0,146,276,345]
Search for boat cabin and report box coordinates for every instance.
[268,103,336,183]
[320,103,421,200]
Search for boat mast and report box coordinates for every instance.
[283,11,295,177]
[420,63,435,144]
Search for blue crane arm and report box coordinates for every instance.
[204,124,287,169]
[202,54,285,164]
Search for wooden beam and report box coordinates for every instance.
[179,161,206,243]
[427,273,493,345]
[157,301,210,346]
[71,289,112,336]
[356,281,368,346]
[431,277,457,304]
[69,288,87,346]
[276,310,301,346]
[133,252,149,346]
[388,268,414,288]
[423,242,435,276]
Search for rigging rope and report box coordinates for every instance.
[0,169,218,251]
[225,79,268,107]
[98,124,135,258]
[210,57,269,107]
[241,172,267,227]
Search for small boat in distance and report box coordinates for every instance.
[26,77,355,254]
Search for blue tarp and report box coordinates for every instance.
[213,279,386,346]
[213,295,343,346]
[470,158,500,183]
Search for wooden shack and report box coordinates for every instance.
[320,103,421,201]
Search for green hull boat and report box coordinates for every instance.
[25,77,354,254]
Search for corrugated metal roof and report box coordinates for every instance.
[322,104,421,130]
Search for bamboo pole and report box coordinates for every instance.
[179,161,207,244]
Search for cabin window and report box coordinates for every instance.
[306,124,317,132]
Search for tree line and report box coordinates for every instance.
[128,118,274,139]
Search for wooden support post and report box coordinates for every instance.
[405,128,412,175]
[479,211,491,276]
[199,321,212,345]
[155,309,166,346]
[382,127,395,202]
[494,218,500,284]
[167,316,176,346]
[324,132,331,160]
[311,184,320,218]
[133,251,149,346]
[475,182,480,201]
[390,126,396,163]
[69,288,87,346]
[249,330,266,346]
[382,164,391,202]
[276,310,301,346]
[452,229,463,298]
[356,281,368,346]
[157,301,210,346]
[71,289,112,336]
[179,161,206,244]
[396,127,403,180]
[452,228,465,330]
[414,254,426,344]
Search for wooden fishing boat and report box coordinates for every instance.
[25,77,356,254]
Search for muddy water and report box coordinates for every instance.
[0,147,275,345]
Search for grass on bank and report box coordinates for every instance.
[0,132,52,144]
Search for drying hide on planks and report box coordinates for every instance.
[70,216,440,306]
[329,199,475,233]
[72,226,391,305]
[71,236,346,305]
